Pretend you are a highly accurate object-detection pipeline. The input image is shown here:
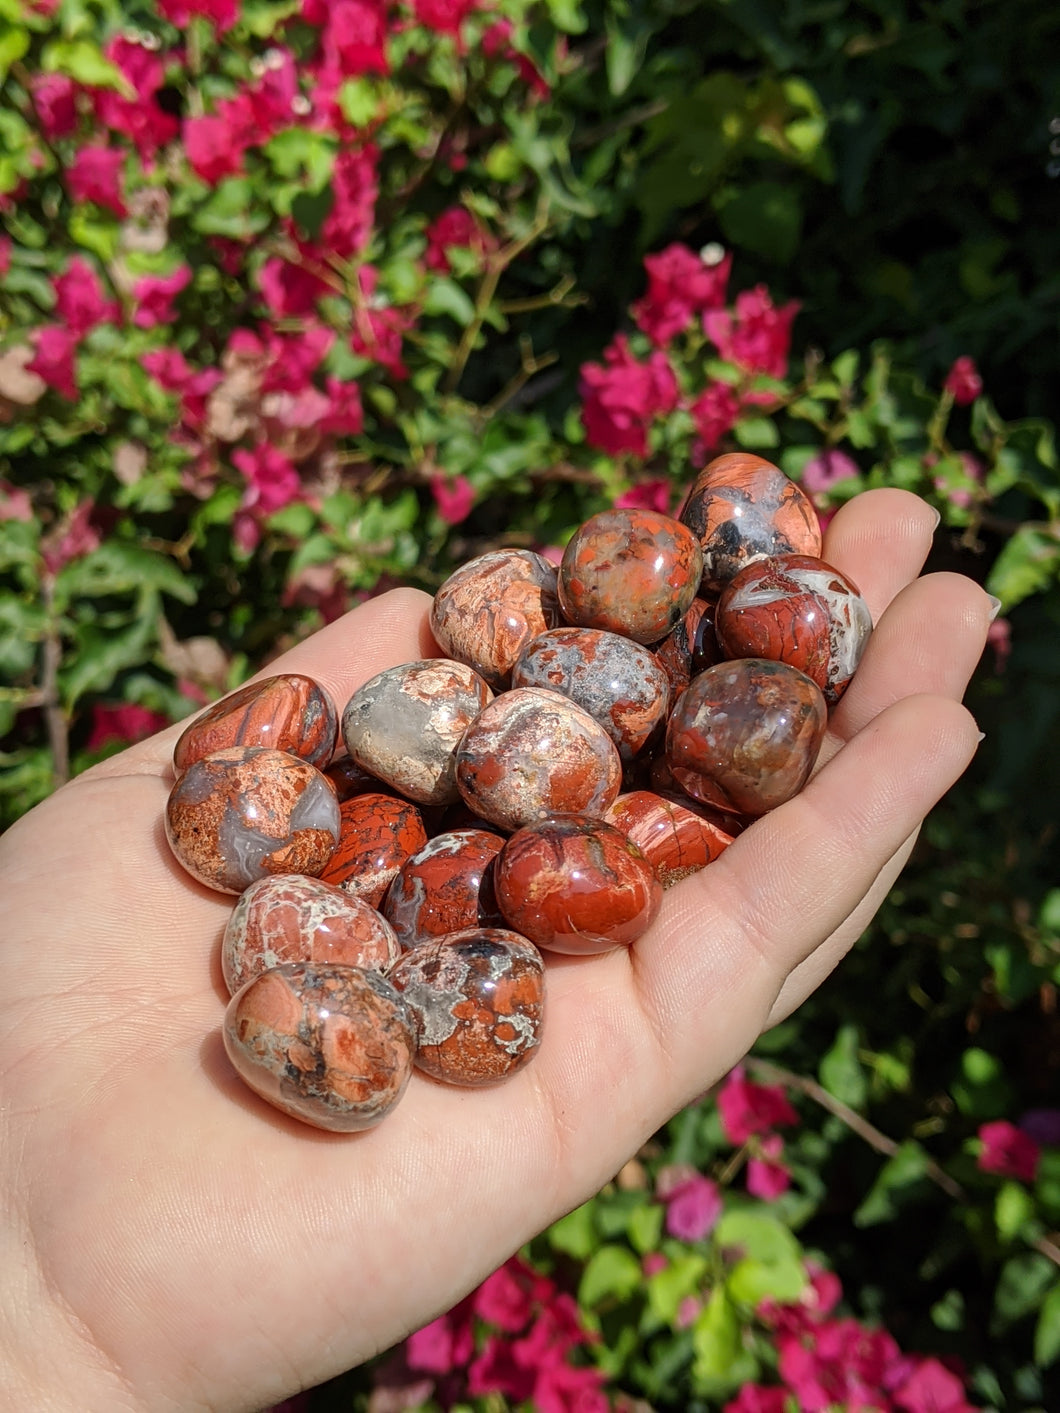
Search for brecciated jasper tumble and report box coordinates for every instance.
[223,962,415,1132]
[494,814,662,955]
[341,658,492,806]
[557,508,704,645]
[430,548,562,690]
[173,673,338,775]
[654,598,720,698]
[715,554,872,704]
[222,873,401,996]
[511,627,670,764]
[383,829,505,949]
[165,746,341,894]
[680,452,822,593]
[455,687,623,832]
[666,657,827,817]
[319,792,428,909]
[604,790,739,889]
[387,928,545,1085]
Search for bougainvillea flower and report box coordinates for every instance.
[800,447,860,496]
[659,1171,723,1241]
[425,205,491,273]
[747,1133,792,1201]
[722,1385,791,1413]
[892,1356,979,1413]
[53,257,119,338]
[689,381,740,454]
[31,73,78,139]
[184,114,246,186]
[95,36,180,159]
[580,335,679,458]
[717,1067,798,1145]
[65,144,127,217]
[27,325,79,400]
[41,500,100,573]
[156,0,240,31]
[258,257,329,320]
[319,377,364,436]
[86,703,170,751]
[232,443,301,515]
[430,473,475,524]
[944,356,983,405]
[633,242,732,346]
[977,1119,1041,1182]
[413,0,480,38]
[615,479,671,513]
[0,480,33,522]
[405,1301,475,1374]
[320,0,389,77]
[321,146,380,257]
[704,285,799,379]
[132,267,192,328]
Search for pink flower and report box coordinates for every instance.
[934,451,983,509]
[156,0,240,30]
[580,335,679,458]
[704,285,799,379]
[641,1252,668,1277]
[406,1300,475,1374]
[413,0,479,37]
[0,238,10,277]
[53,257,118,338]
[94,36,180,159]
[232,443,301,515]
[259,325,335,394]
[944,356,982,406]
[41,500,100,573]
[65,144,127,217]
[633,243,732,346]
[430,473,475,524]
[467,1334,536,1401]
[86,703,169,751]
[322,146,379,258]
[800,448,860,496]
[31,74,78,140]
[689,381,740,454]
[747,1133,791,1201]
[184,114,246,186]
[723,1386,790,1413]
[473,1259,545,1333]
[977,1119,1040,1182]
[258,258,329,319]
[892,1357,977,1413]
[425,206,490,273]
[132,267,192,328]
[717,1068,798,1145]
[675,1294,702,1329]
[0,480,33,522]
[319,378,364,436]
[661,1172,723,1241]
[615,479,671,514]
[351,271,412,379]
[321,0,389,77]
[142,347,200,392]
[27,326,79,400]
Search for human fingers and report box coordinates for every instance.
[821,487,938,623]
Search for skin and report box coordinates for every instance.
[0,489,993,1412]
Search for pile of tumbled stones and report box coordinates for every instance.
[163,452,873,1132]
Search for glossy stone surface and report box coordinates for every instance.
[666,658,827,816]
[455,687,623,832]
[173,674,338,775]
[430,549,562,690]
[223,962,415,1131]
[387,928,544,1086]
[495,813,662,954]
[604,790,738,888]
[715,553,872,704]
[319,792,428,908]
[680,453,822,593]
[511,627,670,764]
[654,598,721,698]
[165,747,340,894]
[341,659,492,807]
[384,829,505,948]
[323,754,379,802]
[222,873,400,995]
[558,508,704,645]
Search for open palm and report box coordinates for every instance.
[0,489,992,1412]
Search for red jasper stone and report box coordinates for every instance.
[323,754,379,802]
[680,453,821,593]
[494,813,662,955]
[558,508,704,645]
[715,553,873,704]
[341,658,492,806]
[222,873,401,995]
[173,674,338,775]
[666,658,827,816]
[604,790,738,888]
[654,598,721,698]
[384,829,505,948]
[455,687,623,832]
[387,928,544,1086]
[430,549,562,690]
[165,747,340,895]
[318,792,429,908]
[223,962,415,1131]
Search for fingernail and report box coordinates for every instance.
[976,731,986,742]
[929,507,941,532]
[986,594,1003,621]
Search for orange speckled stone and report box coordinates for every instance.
[558,508,703,645]
[173,674,338,775]
[495,813,662,954]
[654,598,721,698]
[383,828,505,947]
[604,790,738,888]
[223,962,415,1131]
[430,549,562,690]
[455,687,622,832]
[680,453,821,593]
[318,792,429,908]
[165,747,341,895]
[222,873,401,995]
[387,928,544,1086]
[323,755,380,802]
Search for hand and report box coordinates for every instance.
[0,489,992,1411]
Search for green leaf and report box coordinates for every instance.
[690,1286,742,1385]
[985,526,1060,612]
[69,207,119,262]
[578,1243,643,1308]
[41,39,135,95]
[819,1024,868,1109]
[60,613,157,707]
[717,181,802,264]
[423,277,477,327]
[728,1252,805,1307]
[546,1200,595,1260]
[265,129,336,192]
[338,77,381,128]
[191,178,270,239]
[604,12,650,97]
[733,417,780,449]
[53,543,196,610]
[995,1181,1036,1243]
[854,1140,930,1226]
[714,1210,803,1266]
[628,1200,665,1256]
[1034,1283,1060,1367]
[0,21,29,82]
[992,1254,1056,1331]
[646,1252,708,1325]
